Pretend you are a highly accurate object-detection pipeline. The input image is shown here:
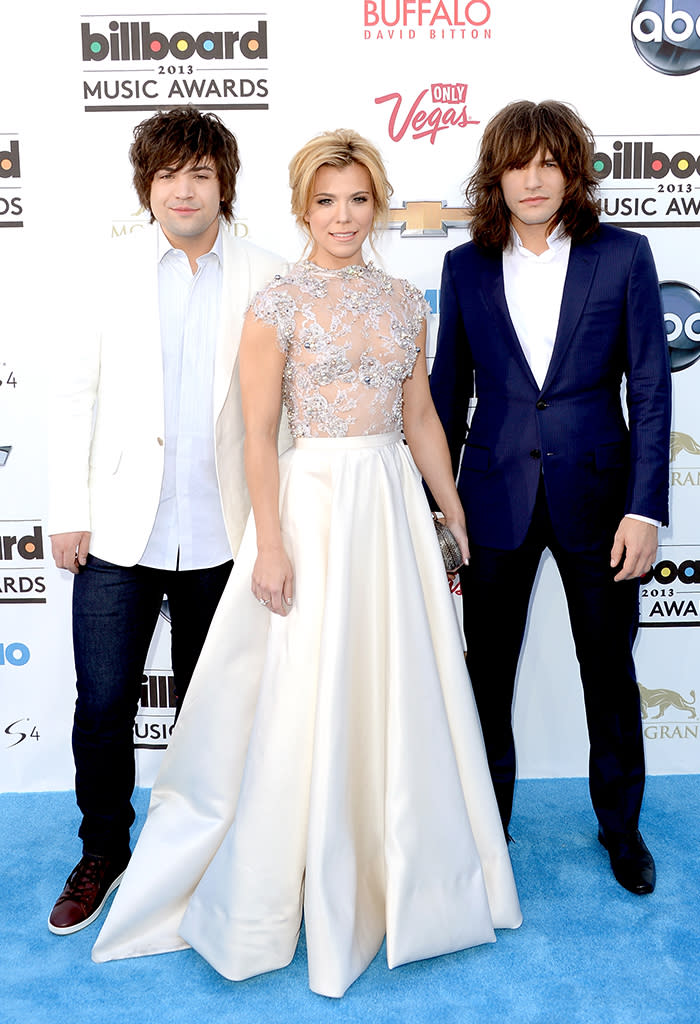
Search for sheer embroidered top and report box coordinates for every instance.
[250,261,429,438]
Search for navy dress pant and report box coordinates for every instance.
[460,482,645,838]
[71,555,232,859]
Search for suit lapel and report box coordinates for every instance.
[478,258,540,391]
[543,242,599,389]
[214,228,249,416]
[130,226,165,413]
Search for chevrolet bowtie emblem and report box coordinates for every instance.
[388,201,471,236]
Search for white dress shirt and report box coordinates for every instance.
[139,226,232,570]
[502,224,570,390]
[502,225,657,529]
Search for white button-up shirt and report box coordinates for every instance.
[502,224,570,390]
[139,226,232,570]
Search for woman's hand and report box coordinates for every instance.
[251,544,294,616]
[443,516,470,568]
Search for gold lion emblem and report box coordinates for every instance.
[670,431,700,461]
[638,683,696,720]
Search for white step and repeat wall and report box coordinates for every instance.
[1,0,699,791]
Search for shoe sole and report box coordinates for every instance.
[47,870,126,935]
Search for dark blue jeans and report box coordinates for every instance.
[71,555,232,858]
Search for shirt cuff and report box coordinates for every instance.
[625,513,660,528]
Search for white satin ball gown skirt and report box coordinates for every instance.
[92,432,522,997]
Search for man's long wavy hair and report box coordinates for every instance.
[466,100,599,253]
[130,106,240,223]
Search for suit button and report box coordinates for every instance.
[536,400,548,410]
[530,449,541,459]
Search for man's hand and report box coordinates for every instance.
[610,518,657,582]
[50,532,91,573]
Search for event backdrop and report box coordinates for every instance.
[1,0,699,792]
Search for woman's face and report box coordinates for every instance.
[304,162,375,269]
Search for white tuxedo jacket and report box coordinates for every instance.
[48,223,288,566]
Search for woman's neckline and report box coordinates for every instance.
[302,259,374,275]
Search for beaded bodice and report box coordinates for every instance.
[251,261,429,438]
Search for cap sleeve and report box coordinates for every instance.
[398,278,430,349]
[400,278,430,322]
[249,277,295,355]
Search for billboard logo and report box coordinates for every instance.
[134,671,176,749]
[0,137,23,227]
[80,15,270,113]
[594,135,700,226]
[0,140,20,178]
[0,525,43,562]
[632,0,700,75]
[81,20,266,62]
[0,522,47,605]
[640,547,700,627]
[593,140,700,181]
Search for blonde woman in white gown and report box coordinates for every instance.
[92,129,522,997]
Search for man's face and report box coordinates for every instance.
[149,159,221,250]
[500,150,566,236]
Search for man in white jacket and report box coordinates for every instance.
[48,106,286,934]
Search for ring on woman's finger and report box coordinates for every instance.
[258,596,271,606]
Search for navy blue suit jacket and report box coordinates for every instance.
[430,224,671,552]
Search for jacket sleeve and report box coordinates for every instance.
[47,311,100,537]
[623,234,672,525]
[429,248,474,479]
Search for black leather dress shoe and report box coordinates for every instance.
[598,828,656,895]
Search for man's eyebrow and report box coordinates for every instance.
[156,163,215,173]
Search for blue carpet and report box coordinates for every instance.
[2,777,698,1024]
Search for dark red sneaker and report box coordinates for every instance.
[48,853,129,934]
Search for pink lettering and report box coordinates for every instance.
[375,90,429,142]
[376,87,479,144]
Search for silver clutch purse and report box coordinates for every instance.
[432,514,463,573]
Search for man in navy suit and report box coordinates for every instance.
[430,100,671,895]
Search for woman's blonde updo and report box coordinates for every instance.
[288,129,393,251]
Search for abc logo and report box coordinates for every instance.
[661,281,700,372]
[632,1,700,75]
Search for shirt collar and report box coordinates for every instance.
[509,222,570,262]
[157,222,223,266]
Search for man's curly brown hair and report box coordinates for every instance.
[130,106,240,223]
